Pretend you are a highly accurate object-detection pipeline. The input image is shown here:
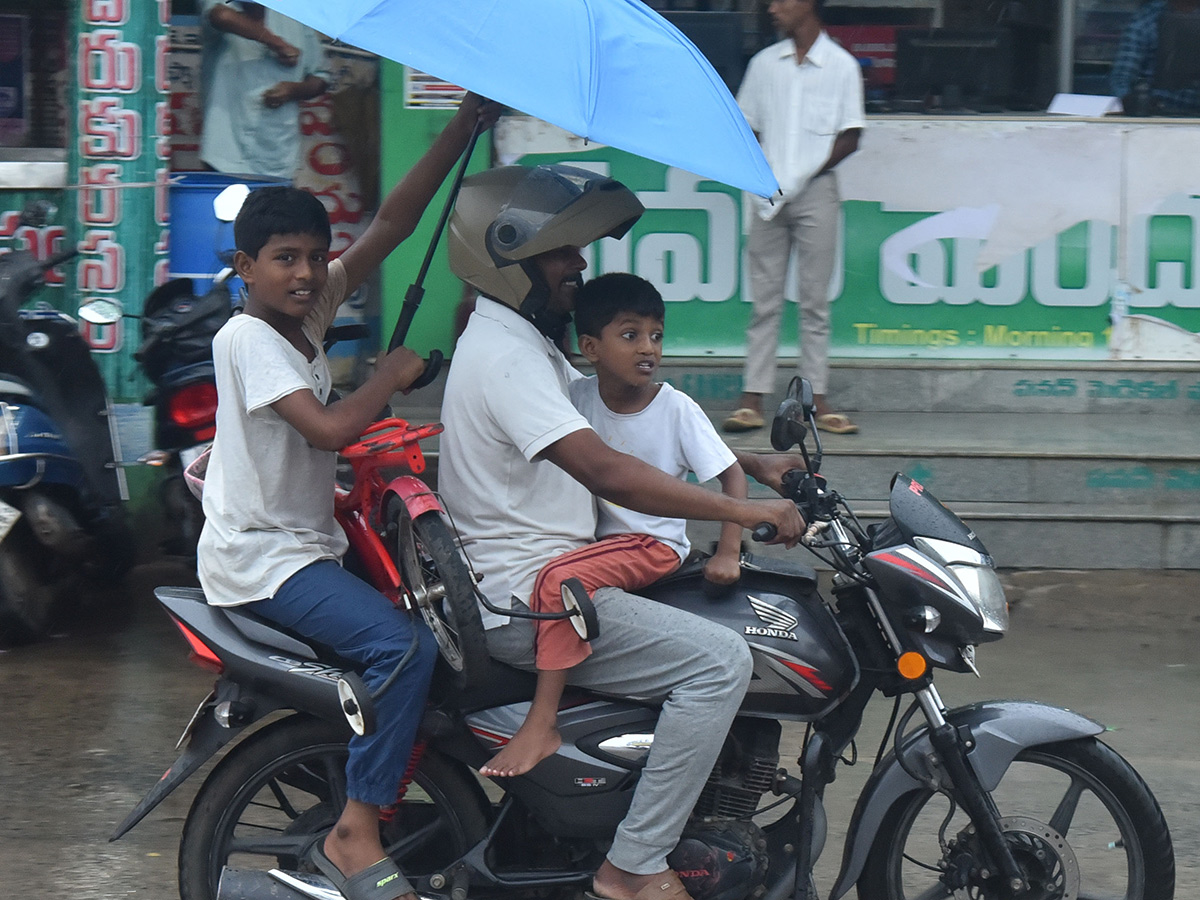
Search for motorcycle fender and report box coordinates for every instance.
[829,699,1103,900]
[383,475,442,520]
[108,695,275,842]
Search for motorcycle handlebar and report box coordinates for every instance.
[751,522,777,543]
[43,247,79,271]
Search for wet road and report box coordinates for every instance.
[1,563,1197,899]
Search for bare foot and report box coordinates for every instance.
[479,722,561,777]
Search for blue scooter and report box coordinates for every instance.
[0,204,135,645]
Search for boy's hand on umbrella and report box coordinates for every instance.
[378,346,427,393]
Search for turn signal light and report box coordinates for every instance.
[897,651,927,680]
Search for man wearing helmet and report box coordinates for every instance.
[440,164,804,900]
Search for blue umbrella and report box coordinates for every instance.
[254,0,778,199]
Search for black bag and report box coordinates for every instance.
[135,278,233,383]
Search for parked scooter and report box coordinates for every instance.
[0,204,135,644]
[112,378,1174,900]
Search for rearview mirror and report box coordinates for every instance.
[78,298,126,325]
[770,398,807,451]
[785,376,815,416]
[213,184,251,223]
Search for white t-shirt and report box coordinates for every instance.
[197,259,349,607]
[737,32,865,220]
[438,298,596,629]
[568,378,736,561]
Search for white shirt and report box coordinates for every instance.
[568,378,737,561]
[199,0,328,179]
[197,260,349,607]
[737,32,865,220]
[438,298,596,629]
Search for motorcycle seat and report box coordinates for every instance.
[221,606,321,661]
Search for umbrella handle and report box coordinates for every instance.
[387,116,484,353]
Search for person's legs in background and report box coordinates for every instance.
[256,560,439,889]
[791,171,854,432]
[725,206,791,432]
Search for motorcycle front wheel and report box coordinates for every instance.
[178,715,490,900]
[387,500,488,692]
[859,737,1174,900]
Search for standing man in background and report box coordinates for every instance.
[199,1,329,179]
[723,0,864,436]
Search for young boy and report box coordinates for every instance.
[197,96,497,900]
[479,272,747,778]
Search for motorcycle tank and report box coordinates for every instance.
[642,554,858,720]
[0,401,84,488]
[884,472,988,555]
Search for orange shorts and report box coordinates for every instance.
[530,533,681,670]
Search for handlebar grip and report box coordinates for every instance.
[406,349,443,392]
[751,522,777,543]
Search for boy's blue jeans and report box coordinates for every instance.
[255,560,438,807]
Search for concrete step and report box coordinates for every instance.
[657,357,1200,416]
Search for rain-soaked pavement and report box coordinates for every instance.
[2,561,1198,899]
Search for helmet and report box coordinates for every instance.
[448,164,644,313]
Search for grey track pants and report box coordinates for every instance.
[486,587,753,874]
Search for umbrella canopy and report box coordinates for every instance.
[255,0,779,198]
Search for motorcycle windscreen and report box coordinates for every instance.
[887,472,988,554]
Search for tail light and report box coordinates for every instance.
[169,614,224,674]
[167,382,218,441]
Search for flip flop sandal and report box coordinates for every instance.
[815,413,859,435]
[311,842,414,900]
[722,407,765,433]
[585,870,693,900]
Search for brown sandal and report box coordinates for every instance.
[586,870,693,900]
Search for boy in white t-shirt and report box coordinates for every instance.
[197,97,497,900]
[479,273,747,778]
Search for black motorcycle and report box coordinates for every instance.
[0,204,135,644]
[112,377,1175,900]
[132,272,232,557]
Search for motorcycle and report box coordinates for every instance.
[0,203,135,644]
[111,377,1175,900]
[131,271,232,557]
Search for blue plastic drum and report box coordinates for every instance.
[168,173,288,297]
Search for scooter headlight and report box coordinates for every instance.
[914,537,1008,634]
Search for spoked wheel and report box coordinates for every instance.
[386,498,488,692]
[178,716,489,900]
[858,738,1174,900]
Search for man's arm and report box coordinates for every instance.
[734,451,806,497]
[817,128,861,176]
[206,3,301,65]
[262,74,328,109]
[337,94,500,296]
[541,429,803,545]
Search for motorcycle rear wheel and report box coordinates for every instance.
[178,715,489,900]
[858,737,1174,900]
[387,501,488,692]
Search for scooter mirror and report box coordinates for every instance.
[213,184,251,222]
[78,298,125,325]
[784,376,816,417]
[20,200,57,228]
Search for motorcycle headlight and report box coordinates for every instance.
[946,564,1008,634]
[914,537,1008,634]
